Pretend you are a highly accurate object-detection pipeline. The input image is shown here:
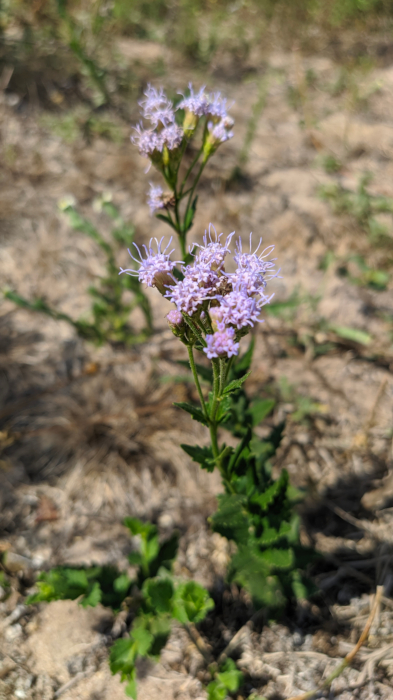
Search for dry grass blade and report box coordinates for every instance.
[285,586,384,700]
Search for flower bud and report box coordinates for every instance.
[183,110,199,137]
[166,309,185,338]
[153,270,175,295]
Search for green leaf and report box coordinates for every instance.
[217,658,244,692]
[155,213,178,232]
[259,547,294,570]
[210,494,250,545]
[128,552,143,566]
[124,518,157,540]
[143,578,174,614]
[152,532,179,572]
[207,681,227,700]
[110,638,137,676]
[249,398,275,426]
[223,372,251,395]
[173,402,208,426]
[125,669,137,699]
[114,573,132,594]
[145,537,160,563]
[172,581,214,624]
[216,394,232,424]
[329,324,372,346]
[131,624,154,656]
[180,444,215,472]
[80,581,102,607]
[229,548,285,609]
[250,470,288,512]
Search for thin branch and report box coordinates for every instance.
[285,586,384,700]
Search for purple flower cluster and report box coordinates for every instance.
[205,327,239,359]
[132,83,234,161]
[121,225,277,360]
[119,237,182,288]
[132,85,183,159]
[178,83,232,122]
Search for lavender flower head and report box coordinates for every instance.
[147,183,165,215]
[193,224,235,271]
[178,84,210,117]
[206,117,234,147]
[204,327,239,359]
[234,234,276,276]
[160,124,183,151]
[119,236,183,289]
[216,286,266,330]
[131,124,163,158]
[165,276,211,315]
[178,84,232,121]
[139,84,175,127]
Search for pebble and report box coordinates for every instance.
[4,623,23,641]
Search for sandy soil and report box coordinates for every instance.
[1,38,393,699]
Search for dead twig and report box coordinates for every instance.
[285,585,384,700]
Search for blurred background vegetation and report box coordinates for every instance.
[2,0,393,113]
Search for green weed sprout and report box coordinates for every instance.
[27,517,215,699]
[3,197,152,346]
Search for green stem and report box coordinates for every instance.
[183,315,206,347]
[179,144,204,198]
[187,345,208,421]
[184,160,207,230]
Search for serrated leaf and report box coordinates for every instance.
[65,569,89,588]
[207,681,227,700]
[172,581,214,624]
[180,444,215,472]
[229,548,286,608]
[218,669,244,692]
[249,398,275,426]
[250,470,288,512]
[109,638,137,676]
[258,520,292,546]
[217,658,244,691]
[223,372,251,395]
[143,578,174,614]
[210,494,250,544]
[259,547,294,570]
[131,625,154,656]
[173,402,208,425]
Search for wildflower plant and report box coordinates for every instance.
[132,84,234,258]
[25,85,315,700]
[121,223,314,612]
